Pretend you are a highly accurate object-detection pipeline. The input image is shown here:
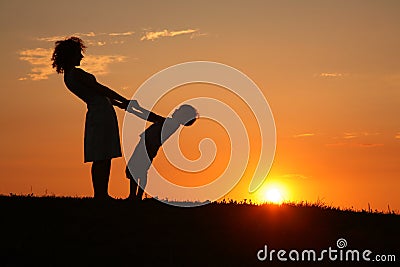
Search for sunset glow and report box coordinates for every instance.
[0,1,399,211]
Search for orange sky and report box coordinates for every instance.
[0,0,399,210]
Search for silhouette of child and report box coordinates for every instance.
[126,101,198,200]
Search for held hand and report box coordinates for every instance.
[131,99,140,110]
[121,99,130,110]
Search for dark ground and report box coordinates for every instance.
[0,195,398,266]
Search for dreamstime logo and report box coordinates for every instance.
[336,238,347,249]
[257,238,396,262]
[122,61,276,207]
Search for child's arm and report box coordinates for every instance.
[127,101,165,122]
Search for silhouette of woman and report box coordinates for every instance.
[51,37,129,200]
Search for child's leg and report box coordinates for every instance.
[126,167,138,199]
[136,174,148,200]
[129,179,139,199]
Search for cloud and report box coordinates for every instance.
[110,40,126,45]
[85,40,109,47]
[341,132,380,139]
[18,48,53,81]
[293,133,315,138]
[395,132,400,139]
[343,132,357,139]
[327,131,383,148]
[81,55,126,75]
[82,32,96,37]
[108,31,135,36]
[361,132,380,136]
[37,35,68,42]
[36,29,201,45]
[36,31,134,46]
[18,48,126,81]
[37,32,98,42]
[325,142,384,148]
[278,173,310,180]
[140,29,198,41]
[318,73,346,78]
[357,143,384,148]
[190,32,208,39]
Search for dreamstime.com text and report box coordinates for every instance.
[257,238,396,262]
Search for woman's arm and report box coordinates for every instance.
[97,83,128,104]
[110,99,129,110]
[76,69,129,108]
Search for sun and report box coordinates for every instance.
[264,187,284,204]
[256,181,289,204]
[261,183,288,204]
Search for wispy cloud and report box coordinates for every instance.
[343,132,358,139]
[340,132,380,139]
[20,27,200,80]
[36,31,134,46]
[357,143,384,148]
[293,133,315,138]
[18,48,53,81]
[318,72,347,78]
[37,35,67,42]
[37,32,97,42]
[327,131,384,148]
[325,142,384,148]
[190,31,208,39]
[85,40,110,47]
[361,132,380,136]
[108,31,135,36]
[18,48,126,81]
[278,173,310,180]
[36,28,202,44]
[140,29,198,41]
[81,55,126,75]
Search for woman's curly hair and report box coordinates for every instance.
[51,37,86,74]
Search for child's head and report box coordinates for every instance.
[172,104,199,126]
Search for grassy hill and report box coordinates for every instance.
[0,195,398,266]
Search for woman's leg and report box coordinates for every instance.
[91,159,111,199]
